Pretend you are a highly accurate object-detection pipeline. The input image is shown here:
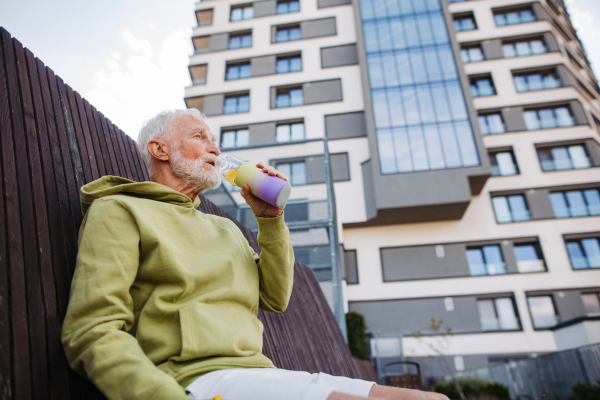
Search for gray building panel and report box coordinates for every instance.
[304,79,343,105]
[381,244,470,282]
[543,32,560,52]
[502,241,519,274]
[321,44,359,68]
[325,111,367,140]
[526,189,556,220]
[481,39,504,60]
[248,122,276,145]
[209,33,229,52]
[251,55,277,77]
[556,65,578,89]
[502,107,528,132]
[532,2,551,22]
[301,17,337,40]
[306,155,326,184]
[318,0,351,8]
[253,0,277,18]
[569,100,589,125]
[349,296,482,336]
[554,290,587,322]
[331,153,350,182]
[203,94,224,116]
[585,139,600,166]
[361,160,377,221]
[344,249,358,284]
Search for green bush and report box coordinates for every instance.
[345,311,368,360]
[431,377,510,400]
[566,380,600,400]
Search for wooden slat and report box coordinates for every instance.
[0,27,33,400]
[91,106,117,176]
[81,98,106,177]
[100,114,125,178]
[126,136,144,182]
[120,129,139,181]
[65,85,94,183]
[112,122,133,180]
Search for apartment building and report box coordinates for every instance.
[184,0,600,379]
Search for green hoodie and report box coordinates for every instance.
[62,176,295,400]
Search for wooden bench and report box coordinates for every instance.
[0,27,371,399]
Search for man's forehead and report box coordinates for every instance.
[175,115,215,140]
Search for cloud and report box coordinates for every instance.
[84,28,191,139]
[565,0,600,78]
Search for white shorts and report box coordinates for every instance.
[185,368,376,400]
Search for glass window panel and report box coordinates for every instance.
[377,129,397,174]
[385,0,400,17]
[360,0,374,20]
[289,1,300,12]
[496,152,517,176]
[372,89,391,128]
[416,85,435,123]
[566,191,588,217]
[438,45,458,80]
[527,74,544,91]
[521,9,535,22]
[373,0,387,19]
[277,2,288,13]
[431,83,451,122]
[290,123,305,141]
[508,195,530,221]
[467,249,487,276]
[395,51,413,85]
[567,241,588,269]
[387,88,405,127]
[289,28,301,41]
[514,244,545,272]
[241,34,252,47]
[477,78,495,96]
[528,296,558,329]
[439,122,461,168]
[401,87,420,125]
[277,163,291,181]
[408,126,429,171]
[478,300,499,331]
[226,66,240,80]
[506,11,521,25]
[291,162,306,185]
[514,76,528,92]
[276,125,291,142]
[243,7,254,19]
[550,192,570,218]
[390,18,407,50]
[393,127,413,172]
[236,95,249,112]
[568,145,591,169]
[223,97,238,114]
[543,73,560,89]
[488,114,505,134]
[404,17,420,48]
[483,245,505,275]
[377,20,393,51]
[229,36,241,49]
[276,58,289,74]
[460,49,469,64]
[503,44,516,58]
[417,14,434,46]
[468,47,484,62]
[221,131,235,148]
[555,107,574,127]
[538,149,553,171]
[412,0,427,13]
[423,124,445,169]
[423,47,443,82]
[493,197,512,223]
[290,89,303,106]
[276,29,288,43]
[531,40,547,54]
[582,238,600,268]
[382,53,399,87]
[454,121,479,167]
[398,0,414,16]
[495,14,507,26]
[236,129,249,147]
[276,93,290,108]
[290,57,302,72]
[496,298,519,330]
[363,22,379,53]
[409,49,427,84]
[367,55,385,89]
[582,294,600,314]
[478,116,489,135]
[515,41,532,56]
[240,64,251,78]
[551,147,572,170]
[446,81,468,120]
[230,8,242,21]
[584,189,600,215]
[539,109,557,129]
[429,12,448,44]
[523,111,540,130]
[426,0,441,11]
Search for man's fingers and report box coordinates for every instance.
[255,163,290,182]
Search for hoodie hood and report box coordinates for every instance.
[80,176,201,213]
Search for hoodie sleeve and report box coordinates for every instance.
[253,214,295,313]
[61,198,190,400]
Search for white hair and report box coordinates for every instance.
[136,109,208,175]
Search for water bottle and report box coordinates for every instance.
[216,154,292,208]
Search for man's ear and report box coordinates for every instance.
[147,139,170,162]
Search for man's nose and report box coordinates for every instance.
[208,141,221,156]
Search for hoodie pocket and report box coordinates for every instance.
[178,301,264,362]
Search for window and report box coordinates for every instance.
[223,94,250,114]
[276,87,303,108]
[503,38,547,58]
[523,107,575,130]
[189,64,207,85]
[514,71,561,92]
[492,195,530,223]
[466,245,506,276]
[276,55,302,74]
[528,296,559,329]
[490,151,519,176]
[494,8,536,26]
[478,113,506,135]
[582,293,600,314]
[537,145,592,171]
[228,33,252,49]
[454,15,477,32]
[196,9,214,26]
[230,5,254,21]
[550,189,600,218]
[477,298,520,331]
[276,162,306,185]
[226,63,251,80]
[460,46,484,63]
[470,77,496,97]
[276,122,305,142]
[277,0,299,14]
[276,26,301,43]
[514,243,546,272]
[566,238,600,269]
[220,129,249,149]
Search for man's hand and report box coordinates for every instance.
[240,163,288,218]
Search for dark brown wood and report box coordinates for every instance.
[127,137,145,182]
[104,117,126,178]
[386,375,422,390]
[91,105,117,176]
[65,84,94,183]
[112,122,133,180]
[0,27,33,400]
[353,359,380,384]
[81,98,106,177]
[120,128,139,181]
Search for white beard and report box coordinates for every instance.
[170,149,221,193]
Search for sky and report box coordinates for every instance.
[1,0,599,139]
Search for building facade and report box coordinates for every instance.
[185,0,600,380]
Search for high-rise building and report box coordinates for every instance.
[185,0,600,379]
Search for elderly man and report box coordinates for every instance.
[62,110,447,400]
